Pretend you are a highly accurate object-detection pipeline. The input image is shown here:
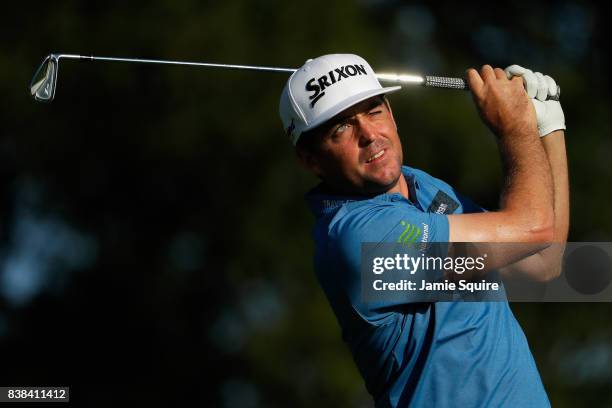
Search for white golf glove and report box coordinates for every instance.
[504,65,566,137]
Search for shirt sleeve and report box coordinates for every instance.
[327,201,449,322]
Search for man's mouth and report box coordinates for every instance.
[366,149,385,163]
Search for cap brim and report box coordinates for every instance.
[302,85,401,134]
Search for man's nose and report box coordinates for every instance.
[355,117,377,146]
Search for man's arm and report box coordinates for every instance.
[446,65,555,271]
[543,130,570,243]
[499,130,569,281]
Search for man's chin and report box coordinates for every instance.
[363,164,402,190]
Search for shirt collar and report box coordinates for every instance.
[305,166,419,218]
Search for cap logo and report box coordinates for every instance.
[305,64,368,108]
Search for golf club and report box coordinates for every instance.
[29,53,560,103]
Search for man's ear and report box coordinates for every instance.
[296,146,322,176]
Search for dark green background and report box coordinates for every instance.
[1,1,611,406]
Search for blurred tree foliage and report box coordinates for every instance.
[1,0,611,406]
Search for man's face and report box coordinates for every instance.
[298,96,404,195]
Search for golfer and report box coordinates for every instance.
[279,54,568,407]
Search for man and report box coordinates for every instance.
[279,54,568,407]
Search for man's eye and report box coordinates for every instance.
[335,123,349,134]
[369,110,382,116]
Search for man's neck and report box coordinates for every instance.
[385,173,410,201]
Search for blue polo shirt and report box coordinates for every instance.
[306,166,550,408]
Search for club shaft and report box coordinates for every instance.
[58,54,297,74]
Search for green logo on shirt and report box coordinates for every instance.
[398,221,422,245]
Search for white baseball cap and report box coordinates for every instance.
[279,54,401,146]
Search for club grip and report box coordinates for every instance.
[424,75,467,90]
[424,75,561,101]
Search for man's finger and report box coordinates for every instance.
[466,68,484,98]
[522,69,538,98]
[494,67,506,80]
[480,64,496,83]
[534,72,548,101]
[505,64,538,98]
[504,64,527,79]
[544,75,558,97]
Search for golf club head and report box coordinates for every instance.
[29,55,58,102]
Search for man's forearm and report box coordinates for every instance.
[542,130,570,242]
[532,130,569,279]
[497,123,554,233]
[500,130,569,281]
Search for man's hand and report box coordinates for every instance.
[504,65,566,137]
[466,65,538,139]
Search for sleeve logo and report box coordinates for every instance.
[397,221,422,245]
[427,190,460,214]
